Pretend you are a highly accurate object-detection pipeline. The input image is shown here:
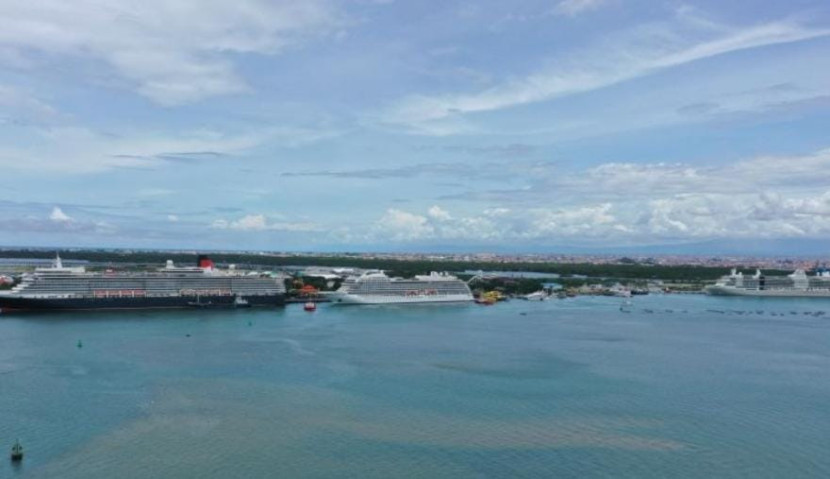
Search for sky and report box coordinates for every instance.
[1,0,830,254]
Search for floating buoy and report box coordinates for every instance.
[76,340,83,349]
[10,439,23,462]
[248,321,252,326]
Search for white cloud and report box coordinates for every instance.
[381,15,830,130]
[356,146,830,245]
[211,214,321,232]
[373,209,435,241]
[0,1,345,105]
[0,85,61,125]
[0,124,337,173]
[369,204,627,242]
[49,207,71,222]
[552,0,607,17]
[427,205,452,221]
[484,207,511,217]
[211,219,229,229]
[231,214,268,231]
[472,148,830,205]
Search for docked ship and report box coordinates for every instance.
[327,271,473,305]
[0,255,286,312]
[706,268,830,297]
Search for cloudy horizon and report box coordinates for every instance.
[2,0,830,254]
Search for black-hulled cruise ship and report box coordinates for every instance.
[0,255,285,312]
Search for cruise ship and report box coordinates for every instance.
[706,268,830,297]
[327,271,473,305]
[0,255,286,312]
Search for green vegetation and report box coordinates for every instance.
[467,277,550,296]
[289,275,342,292]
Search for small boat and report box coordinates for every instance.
[523,291,548,301]
[303,302,317,312]
[476,291,501,305]
[10,439,23,462]
[233,296,250,308]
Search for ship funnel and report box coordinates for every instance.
[198,255,215,270]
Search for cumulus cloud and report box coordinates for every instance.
[360,166,830,245]
[0,1,345,105]
[0,204,118,237]
[427,205,452,221]
[369,204,628,243]
[233,214,268,231]
[49,207,72,222]
[372,209,435,241]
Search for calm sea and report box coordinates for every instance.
[1,295,829,478]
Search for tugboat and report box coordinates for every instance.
[10,439,23,462]
[303,302,317,312]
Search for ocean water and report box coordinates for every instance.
[1,295,829,478]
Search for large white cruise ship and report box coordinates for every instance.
[706,268,830,297]
[327,271,473,305]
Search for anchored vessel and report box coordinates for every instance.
[10,439,23,462]
[0,255,285,312]
[706,268,830,297]
[327,271,473,305]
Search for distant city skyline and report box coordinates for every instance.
[1,0,829,253]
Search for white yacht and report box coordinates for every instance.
[522,291,549,301]
[327,270,473,305]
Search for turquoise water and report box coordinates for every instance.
[1,295,829,478]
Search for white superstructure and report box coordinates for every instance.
[327,270,473,305]
[706,268,830,297]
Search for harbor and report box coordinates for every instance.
[2,294,829,478]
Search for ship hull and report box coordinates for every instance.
[0,294,285,312]
[706,286,830,298]
[327,292,473,305]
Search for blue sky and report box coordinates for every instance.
[1,0,830,253]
